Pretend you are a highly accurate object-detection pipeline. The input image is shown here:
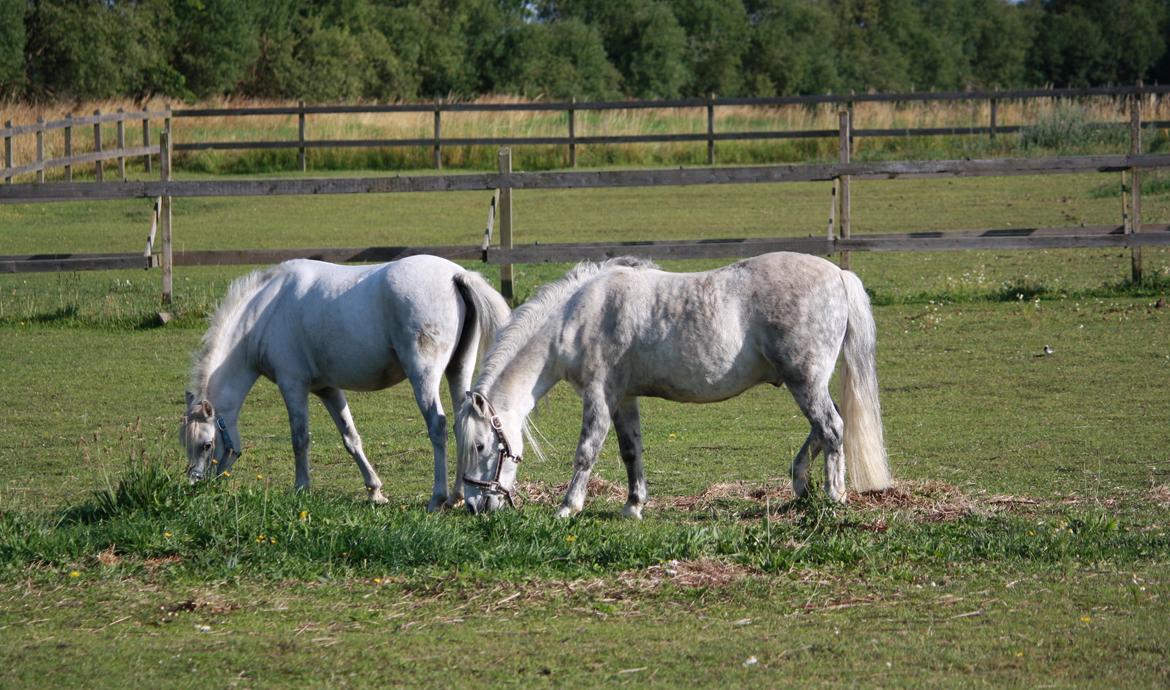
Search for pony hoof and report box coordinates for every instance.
[621,503,644,520]
[444,495,465,510]
[554,506,575,519]
[792,478,810,498]
[426,496,447,512]
[368,488,388,505]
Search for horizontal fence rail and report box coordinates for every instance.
[4,153,1170,203]
[163,84,1170,169]
[6,225,1170,275]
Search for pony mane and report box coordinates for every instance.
[474,256,656,393]
[188,265,280,395]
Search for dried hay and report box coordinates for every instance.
[515,477,627,505]
[1149,484,1170,508]
[513,477,1013,523]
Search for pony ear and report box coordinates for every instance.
[201,400,214,418]
[469,391,489,417]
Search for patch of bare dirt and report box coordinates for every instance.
[159,595,235,618]
[1149,484,1170,508]
[514,477,1051,523]
[95,546,120,567]
[144,555,184,571]
[558,558,757,598]
[515,477,627,505]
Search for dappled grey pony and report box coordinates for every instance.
[456,252,891,517]
[180,255,510,510]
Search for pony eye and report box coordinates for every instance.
[202,441,213,451]
[474,442,484,453]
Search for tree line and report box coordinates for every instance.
[1,0,1168,103]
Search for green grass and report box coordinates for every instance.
[2,171,1170,686]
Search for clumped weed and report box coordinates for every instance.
[2,463,1166,583]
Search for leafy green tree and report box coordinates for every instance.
[743,0,840,95]
[669,0,750,96]
[0,0,26,96]
[1027,0,1166,86]
[24,0,175,99]
[491,18,620,99]
[550,0,689,97]
[171,0,260,98]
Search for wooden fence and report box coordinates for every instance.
[168,84,1170,170]
[2,91,1170,301]
[2,108,168,183]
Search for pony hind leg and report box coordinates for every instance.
[316,387,387,504]
[613,398,647,519]
[557,391,613,518]
[788,382,847,503]
[790,432,822,499]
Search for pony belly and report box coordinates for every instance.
[633,368,770,403]
[312,359,406,392]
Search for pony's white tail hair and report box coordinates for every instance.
[839,270,892,492]
[453,270,512,363]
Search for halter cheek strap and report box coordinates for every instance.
[462,401,522,508]
[215,417,242,468]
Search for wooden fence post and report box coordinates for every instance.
[838,110,852,269]
[142,117,152,173]
[3,119,11,183]
[64,114,73,181]
[433,99,442,170]
[989,95,998,142]
[35,117,44,183]
[707,93,716,165]
[93,110,103,182]
[1128,94,1143,283]
[498,147,514,303]
[568,97,577,168]
[160,130,173,305]
[116,108,126,180]
[298,99,307,172]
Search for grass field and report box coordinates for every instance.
[2,161,1170,686]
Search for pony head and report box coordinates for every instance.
[180,391,234,483]
[456,391,524,513]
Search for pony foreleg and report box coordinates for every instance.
[556,396,612,518]
[613,399,647,520]
[279,383,313,492]
[317,388,387,504]
[410,374,450,512]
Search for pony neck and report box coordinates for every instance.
[482,331,560,420]
[193,339,258,424]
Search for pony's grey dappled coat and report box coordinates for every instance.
[180,255,510,509]
[456,252,890,516]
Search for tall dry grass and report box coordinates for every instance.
[3,93,1168,179]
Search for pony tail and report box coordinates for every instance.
[839,270,892,492]
[452,271,512,364]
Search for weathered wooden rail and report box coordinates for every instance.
[1,89,1166,299]
[164,84,1170,170]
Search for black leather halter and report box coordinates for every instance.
[462,398,522,508]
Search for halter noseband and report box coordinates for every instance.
[462,395,522,509]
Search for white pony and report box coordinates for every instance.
[455,252,891,516]
[180,255,510,510]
